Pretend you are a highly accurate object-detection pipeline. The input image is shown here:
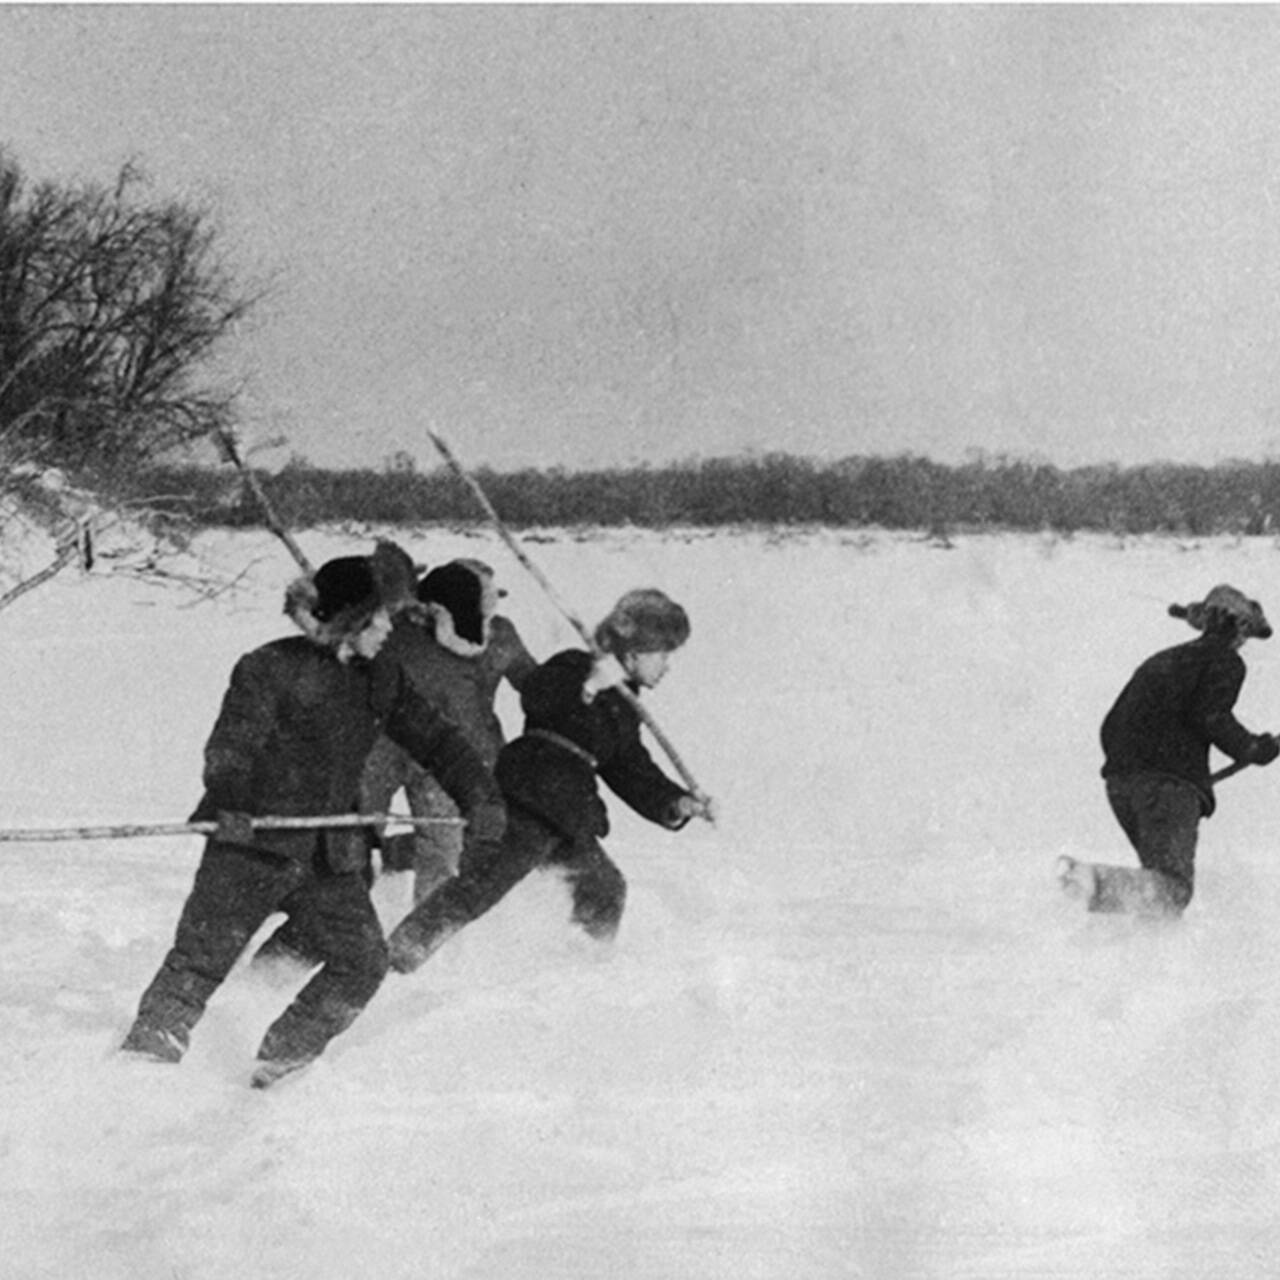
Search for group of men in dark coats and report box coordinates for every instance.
[120,542,711,1088]
[121,533,1273,1086]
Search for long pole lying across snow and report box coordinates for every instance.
[0,813,464,843]
[426,427,714,817]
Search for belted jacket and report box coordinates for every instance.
[495,648,690,843]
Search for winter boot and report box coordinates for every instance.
[250,1055,316,1090]
[120,1022,187,1064]
[1089,863,1187,918]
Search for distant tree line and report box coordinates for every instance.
[7,149,1280,553]
[130,452,1280,537]
[5,147,1277,545]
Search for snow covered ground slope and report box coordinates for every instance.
[4,525,1280,1279]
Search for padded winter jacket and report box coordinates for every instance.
[190,636,504,869]
[495,648,691,842]
[1100,633,1270,816]
[373,613,537,767]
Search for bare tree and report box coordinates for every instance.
[0,152,260,609]
[0,154,255,478]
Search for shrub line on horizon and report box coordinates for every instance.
[113,454,1280,539]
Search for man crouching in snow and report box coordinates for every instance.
[1060,584,1278,918]
[120,547,505,1089]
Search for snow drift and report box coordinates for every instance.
[3,525,1280,1279]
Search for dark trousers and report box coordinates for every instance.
[387,806,627,971]
[360,734,464,900]
[123,841,388,1066]
[1105,773,1201,912]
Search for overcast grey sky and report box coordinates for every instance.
[4,4,1280,472]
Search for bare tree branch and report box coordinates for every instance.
[0,152,262,609]
[0,154,258,478]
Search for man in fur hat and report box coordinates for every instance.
[1058,584,1278,917]
[385,587,716,974]
[360,557,538,902]
[120,548,506,1088]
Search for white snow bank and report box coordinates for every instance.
[3,526,1280,1278]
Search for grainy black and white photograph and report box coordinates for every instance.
[5,5,1280,1277]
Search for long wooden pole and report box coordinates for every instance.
[216,427,315,575]
[1211,760,1249,784]
[426,428,713,812]
[0,813,464,843]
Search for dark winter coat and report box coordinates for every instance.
[495,648,691,842]
[1100,633,1270,816]
[374,613,537,767]
[190,636,504,869]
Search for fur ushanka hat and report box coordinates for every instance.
[369,539,421,614]
[594,588,690,656]
[1169,584,1273,640]
[285,541,417,647]
[418,560,490,652]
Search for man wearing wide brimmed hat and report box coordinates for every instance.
[120,545,505,1088]
[1059,584,1279,917]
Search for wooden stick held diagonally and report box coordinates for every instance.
[216,427,315,575]
[1211,760,1251,785]
[1210,740,1280,785]
[1209,735,1280,785]
[426,428,713,815]
[427,430,596,639]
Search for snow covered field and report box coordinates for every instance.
[5,523,1280,1279]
